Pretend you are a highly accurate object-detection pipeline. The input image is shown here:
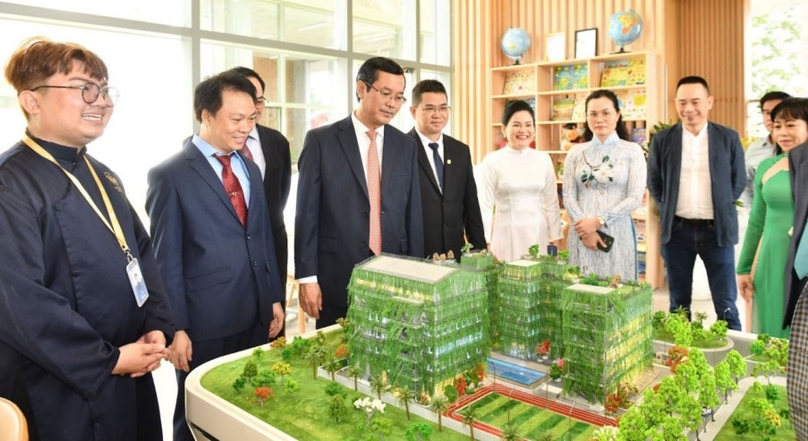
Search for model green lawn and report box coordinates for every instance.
[462,393,597,440]
[714,385,793,440]
[201,332,469,441]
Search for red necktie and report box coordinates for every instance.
[214,154,248,226]
[367,131,382,255]
[241,140,254,161]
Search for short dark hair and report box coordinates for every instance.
[193,71,257,122]
[582,89,630,141]
[676,76,710,95]
[759,91,791,109]
[501,100,535,126]
[229,66,265,94]
[771,97,808,125]
[355,57,405,102]
[411,79,447,107]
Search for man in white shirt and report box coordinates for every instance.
[647,76,745,330]
[740,90,790,212]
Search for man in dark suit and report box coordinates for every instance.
[295,57,424,328]
[231,66,292,337]
[647,76,744,330]
[785,140,808,328]
[407,79,485,259]
[146,71,284,441]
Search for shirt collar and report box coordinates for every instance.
[351,112,384,140]
[591,131,620,147]
[192,134,231,157]
[415,128,443,148]
[27,131,86,162]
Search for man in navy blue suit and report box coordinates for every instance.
[647,75,744,330]
[146,71,284,441]
[295,57,423,328]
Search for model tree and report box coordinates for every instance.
[697,371,720,423]
[404,422,433,441]
[396,384,415,420]
[254,386,274,407]
[348,364,363,392]
[429,395,449,431]
[305,344,328,380]
[323,355,342,381]
[369,374,387,400]
[725,349,748,384]
[459,404,480,441]
[500,421,520,441]
[328,394,348,423]
[714,360,737,404]
[270,361,292,385]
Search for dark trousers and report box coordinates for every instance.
[661,218,741,330]
[316,303,349,329]
[173,321,268,441]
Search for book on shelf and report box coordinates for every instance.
[502,69,537,95]
[615,89,647,119]
[600,57,646,87]
[552,64,588,91]
[560,123,586,151]
[551,97,575,121]
[570,92,588,121]
[631,127,648,148]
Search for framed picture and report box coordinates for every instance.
[545,32,566,62]
[575,28,598,59]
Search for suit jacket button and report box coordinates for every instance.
[246,234,251,240]
[252,260,258,267]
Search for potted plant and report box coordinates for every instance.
[536,340,551,360]
[549,358,564,382]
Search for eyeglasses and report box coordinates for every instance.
[363,81,407,104]
[256,96,267,107]
[420,105,450,115]
[30,83,120,107]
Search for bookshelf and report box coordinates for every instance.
[489,50,664,287]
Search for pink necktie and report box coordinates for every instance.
[213,154,248,226]
[367,131,382,255]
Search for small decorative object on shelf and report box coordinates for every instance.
[501,27,531,65]
[574,28,597,58]
[608,9,643,53]
[545,31,565,61]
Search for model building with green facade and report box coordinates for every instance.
[346,255,490,396]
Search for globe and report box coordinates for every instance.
[501,28,531,64]
[607,9,643,53]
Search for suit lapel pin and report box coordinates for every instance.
[446,159,451,165]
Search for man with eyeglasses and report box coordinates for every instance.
[0,37,175,440]
[229,66,291,338]
[407,79,486,260]
[295,57,423,328]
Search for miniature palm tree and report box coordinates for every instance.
[347,364,363,392]
[500,420,520,440]
[305,344,328,380]
[429,395,449,431]
[693,311,708,325]
[459,404,480,441]
[396,384,415,420]
[323,355,342,381]
[369,373,387,400]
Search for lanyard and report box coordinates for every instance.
[21,135,133,260]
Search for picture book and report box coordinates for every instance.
[570,92,588,121]
[631,127,648,147]
[502,69,537,95]
[616,89,647,120]
[551,97,575,121]
[552,63,588,91]
[600,57,646,87]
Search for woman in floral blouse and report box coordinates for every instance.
[562,90,647,280]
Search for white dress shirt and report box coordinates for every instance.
[675,123,713,219]
[245,127,267,179]
[415,129,444,193]
[351,112,384,176]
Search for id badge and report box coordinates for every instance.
[126,258,149,307]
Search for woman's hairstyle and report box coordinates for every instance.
[501,99,535,126]
[770,97,808,154]
[582,89,630,141]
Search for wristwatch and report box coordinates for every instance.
[598,217,606,228]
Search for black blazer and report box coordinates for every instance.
[407,129,486,259]
[784,140,808,327]
[647,122,745,247]
[255,124,292,288]
[295,116,424,307]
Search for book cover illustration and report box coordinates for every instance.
[502,69,537,95]
[551,97,575,121]
[600,59,630,87]
[616,89,647,120]
[570,92,588,121]
[552,64,588,91]
[631,127,648,148]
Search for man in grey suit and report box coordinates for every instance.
[407,79,486,259]
[647,76,744,330]
[146,71,285,441]
[295,57,423,328]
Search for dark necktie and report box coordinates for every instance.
[214,154,248,226]
[428,142,444,191]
